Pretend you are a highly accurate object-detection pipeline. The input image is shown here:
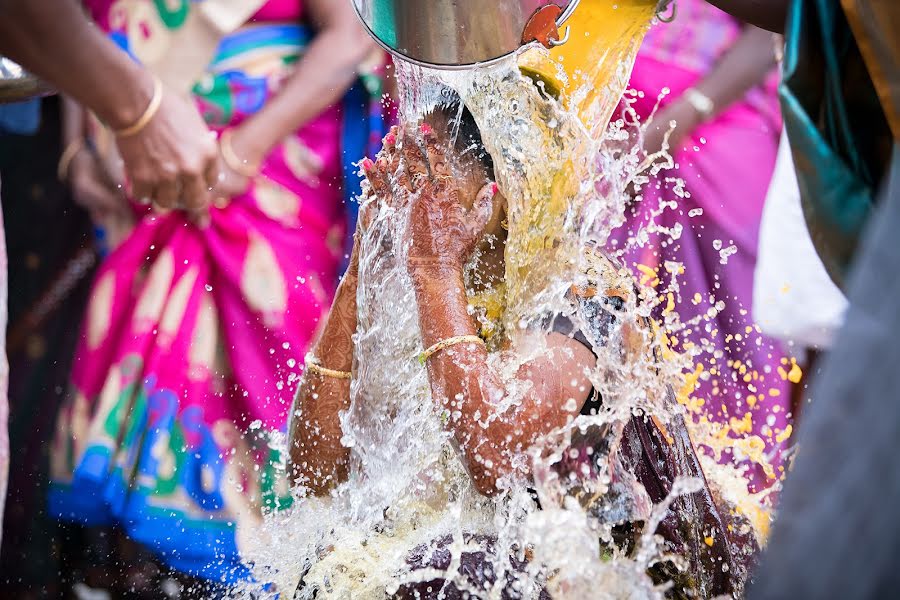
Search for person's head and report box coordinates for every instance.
[419,91,507,242]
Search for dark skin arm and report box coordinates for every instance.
[403,128,596,496]
[644,24,778,155]
[286,126,401,494]
[288,232,360,495]
[705,0,789,34]
[0,0,219,213]
[287,126,405,495]
[411,267,596,495]
[689,25,779,115]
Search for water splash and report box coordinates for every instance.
[236,10,773,600]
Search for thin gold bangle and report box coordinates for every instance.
[418,335,485,365]
[57,138,85,181]
[219,129,259,178]
[115,75,164,138]
[305,355,352,380]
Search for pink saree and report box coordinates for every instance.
[49,0,367,582]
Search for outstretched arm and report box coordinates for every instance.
[705,0,789,33]
[0,0,219,213]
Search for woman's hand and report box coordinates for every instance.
[115,85,220,215]
[400,125,499,273]
[69,146,126,223]
[351,126,404,276]
[213,125,266,201]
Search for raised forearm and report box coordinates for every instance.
[288,271,358,495]
[692,25,778,118]
[705,0,789,33]
[410,266,585,496]
[411,266,507,494]
[0,0,155,130]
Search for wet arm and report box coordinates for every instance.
[411,265,595,496]
[288,266,358,495]
[705,0,789,34]
[231,0,377,163]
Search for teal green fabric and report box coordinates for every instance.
[780,0,890,288]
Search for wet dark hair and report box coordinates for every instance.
[432,90,495,179]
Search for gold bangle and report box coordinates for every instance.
[305,355,352,380]
[683,87,715,121]
[418,335,485,365]
[57,138,85,181]
[115,75,164,138]
[219,129,259,178]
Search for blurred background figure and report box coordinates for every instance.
[0,96,98,599]
[45,0,383,594]
[609,0,788,491]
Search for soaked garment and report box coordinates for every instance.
[559,252,755,597]
[395,253,756,599]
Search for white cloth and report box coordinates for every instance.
[752,129,848,349]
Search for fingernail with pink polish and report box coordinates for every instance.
[420,123,433,135]
[361,158,375,172]
[490,182,499,196]
[384,132,396,146]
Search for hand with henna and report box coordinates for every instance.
[402,124,499,274]
[398,119,595,496]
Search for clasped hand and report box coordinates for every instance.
[356,124,500,277]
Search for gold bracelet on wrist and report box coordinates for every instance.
[114,75,164,138]
[683,87,715,122]
[418,335,485,365]
[304,355,352,380]
[57,138,85,181]
[219,129,259,178]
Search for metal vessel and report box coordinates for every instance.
[351,0,581,69]
[0,56,53,103]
